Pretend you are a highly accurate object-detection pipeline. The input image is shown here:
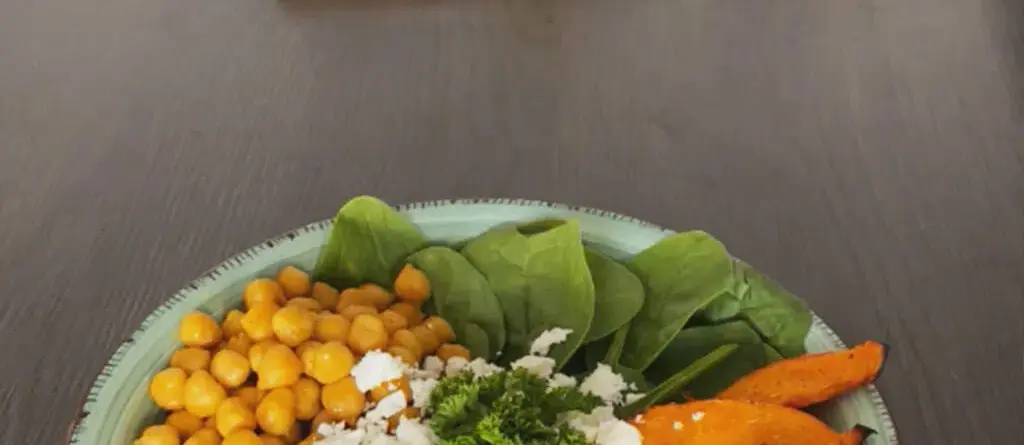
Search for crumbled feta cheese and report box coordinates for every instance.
[624,393,645,405]
[529,328,573,356]
[423,356,445,374]
[409,378,438,409]
[315,423,365,445]
[395,418,438,445]
[444,356,469,376]
[564,406,616,443]
[511,355,556,379]
[548,373,577,389]
[465,358,502,379]
[365,390,408,421]
[672,421,683,430]
[595,420,642,445]
[579,364,629,405]
[352,351,406,392]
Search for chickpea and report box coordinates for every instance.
[369,377,411,402]
[310,282,340,311]
[378,310,408,335]
[222,430,262,445]
[183,370,227,418]
[388,303,423,325]
[170,348,211,375]
[233,386,264,409]
[309,342,355,385]
[244,279,286,310]
[224,334,254,357]
[166,411,204,438]
[386,407,421,432]
[241,304,279,342]
[423,316,456,343]
[347,314,388,355]
[286,298,321,312]
[211,349,251,388]
[256,387,297,436]
[222,310,246,338]
[320,377,364,422]
[180,312,223,348]
[436,344,471,362]
[295,341,321,375]
[411,325,441,355]
[142,425,181,445]
[389,330,423,359]
[386,346,418,367]
[216,397,257,437]
[339,304,377,320]
[271,306,315,347]
[359,283,394,308]
[150,368,188,410]
[183,428,221,445]
[336,288,384,312]
[313,313,350,343]
[394,265,430,303]
[310,410,334,435]
[292,377,321,421]
[276,266,312,298]
[259,435,286,445]
[256,344,302,390]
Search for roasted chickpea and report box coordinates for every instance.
[180,312,223,348]
[436,344,471,362]
[339,304,378,320]
[295,341,321,375]
[244,279,286,310]
[336,288,384,312]
[386,346,418,366]
[271,306,315,347]
[222,430,262,445]
[310,410,334,434]
[183,428,221,445]
[411,325,441,355]
[171,348,212,375]
[256,387,297,436]
[369,377,411,402]
[423,316,456,343]
[215,397,257,437]
[387,407,421,432]
[310,282,340,311]
[320,377,364,421]
[222,310,246,338]
[347,314,388,355]
[313,313,350,343]
[211,349,251,388]
[224,334,254,357]
[276,266,312,298]
[286,298,321,312]
[142,425,181,445]
[259,434,286,445]
[256,344,302,390]
[233,386,264,409]
[389,330,423,359]
[247,340,278,372]
[150,368,188,410]
[166,411,204,438]
[292,377,321,421]
[358,283,393,308]
[183,370,227,418]
[388,303,423,325]
[394,265,430,303]
[378,310,408,335]
[241,304,279,342]
[308,341,355,385]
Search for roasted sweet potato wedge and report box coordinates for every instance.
[632,400,874,445]
[716,340,887,408]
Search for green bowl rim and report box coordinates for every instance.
[65,198,899,445]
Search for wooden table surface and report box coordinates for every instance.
[1,0,1022,443]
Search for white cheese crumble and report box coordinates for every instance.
[352,350,406,392]
[444,356,469,376]
[409,378,438,409]
[529,328,573,356]
[579,363,629,405]
[364,390,407,421]
[563,406,617,443]
[595,420,642,445]
[510,355,557,379]
[624,392,645,405]
[422,356,445,376]
[548,373,577,389]
[394,418,438,445]
[465,358,503,379]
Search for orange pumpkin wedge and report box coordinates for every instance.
[716,341,888,408]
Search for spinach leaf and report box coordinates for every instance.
[619,231,733,371]
[313,196,427,288]
[406,246,507,360]
[461,221,595,368]
[616,344,738,418]
[701,259,812,358]
[645,321,781,398]
[582,250,645,343]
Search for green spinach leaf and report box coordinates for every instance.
[645,321,781,398]
[616,344,738,418]
[701,259,812,358]
[406,246,507,360]
[313,196,427,288]
[619,231,733,371]
[583,250,645,343]
[461,221,595,368]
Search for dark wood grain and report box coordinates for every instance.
[1,0,1022,443]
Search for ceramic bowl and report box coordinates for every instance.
[67,199,898,445]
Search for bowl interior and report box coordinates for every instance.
[70,199,896,445]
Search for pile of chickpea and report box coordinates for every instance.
[138,265,471,445]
